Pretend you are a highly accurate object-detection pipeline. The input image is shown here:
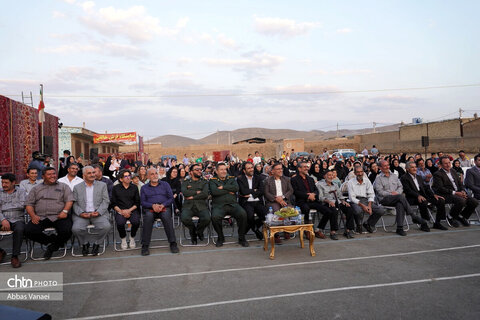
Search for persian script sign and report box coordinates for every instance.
[93,132,137,144]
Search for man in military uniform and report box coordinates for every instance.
[181,164,211,245]
[209,162,248,247]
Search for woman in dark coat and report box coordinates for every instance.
[162,167,182,212]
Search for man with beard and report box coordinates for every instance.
[181,164,211,245]
[237,162,266,240]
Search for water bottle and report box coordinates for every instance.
[295,206,301,224]
[266,207,274,223]
[126,220,132,232]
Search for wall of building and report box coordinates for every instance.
[119,118,480,161]
[463,118,480,138]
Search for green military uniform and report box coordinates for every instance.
[209,176,247,242]
[181,177,211,240]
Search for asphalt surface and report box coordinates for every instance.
[1,216,480,320]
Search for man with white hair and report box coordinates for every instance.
[72,166,111,256]
[140,168,179,255]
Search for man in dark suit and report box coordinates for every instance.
[58,150,71,178]
[237,162,266,240]
[465,153,480,200]
[432,156,479,227]
[291,162,333,239]
[400,161,448,230]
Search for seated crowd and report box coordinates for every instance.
[0,149,479,268]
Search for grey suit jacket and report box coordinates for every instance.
[465,166,480,199]
[263,176,293,203]
[73,180,110,216]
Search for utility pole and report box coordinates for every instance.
[336,122,339,138]
[216,129,219,145]
[228,132,231,145]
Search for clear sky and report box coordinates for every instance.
[1,0,479,140]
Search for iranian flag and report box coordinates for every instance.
[38,84,45,124]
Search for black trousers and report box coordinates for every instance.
[240,201,267,233]
[141,208,176,246]
[25,217,72,248]
[2,221,25,256]
[333,203,355,231]
[406,195,446,223]
[444,194,479,220]
[298,201,335,230]
[115,210,141,238]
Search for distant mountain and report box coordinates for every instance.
[147,135,200,147]
[147,124,401,147]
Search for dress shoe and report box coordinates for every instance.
[82,244,90,256]
[0,248,6,263]
[315,230,326,239]
[44,244,59,260]
[190,232,197,245]
[254,229,264,240]
[363,223,374,233]
[197,231,204,242]
[215,239,224,247]
[239,239,249,247]
[11,256,21,268]
[411,215,424,225]
[284,232,291,240]
[91,244,100,256]
[170,242,179,253]
[396,228,407,236]
[447,218,459,228]
[329,233,338,240]
[433,222,448,230]
[141,245,150,256]
[355,225,363,234]
[456,217,470,227]
[420,223,430,232]
[343,230,355,239]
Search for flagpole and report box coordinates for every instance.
[40,84,44,154]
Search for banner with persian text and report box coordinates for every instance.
[93,132,137,144]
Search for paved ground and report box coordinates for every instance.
[1,217,480,320]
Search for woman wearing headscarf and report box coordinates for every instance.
[309,162,323,182]
[162,166,182,212]
[390,158,406,178]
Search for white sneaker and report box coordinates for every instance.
[129,237,136,249]
[121,237,128,250]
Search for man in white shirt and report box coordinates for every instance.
[347,166,385,234]
[72,166,110,256]
[58,163,83,191]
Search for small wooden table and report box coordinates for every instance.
[263,223,315,260]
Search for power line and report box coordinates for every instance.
[4,83,480,99]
